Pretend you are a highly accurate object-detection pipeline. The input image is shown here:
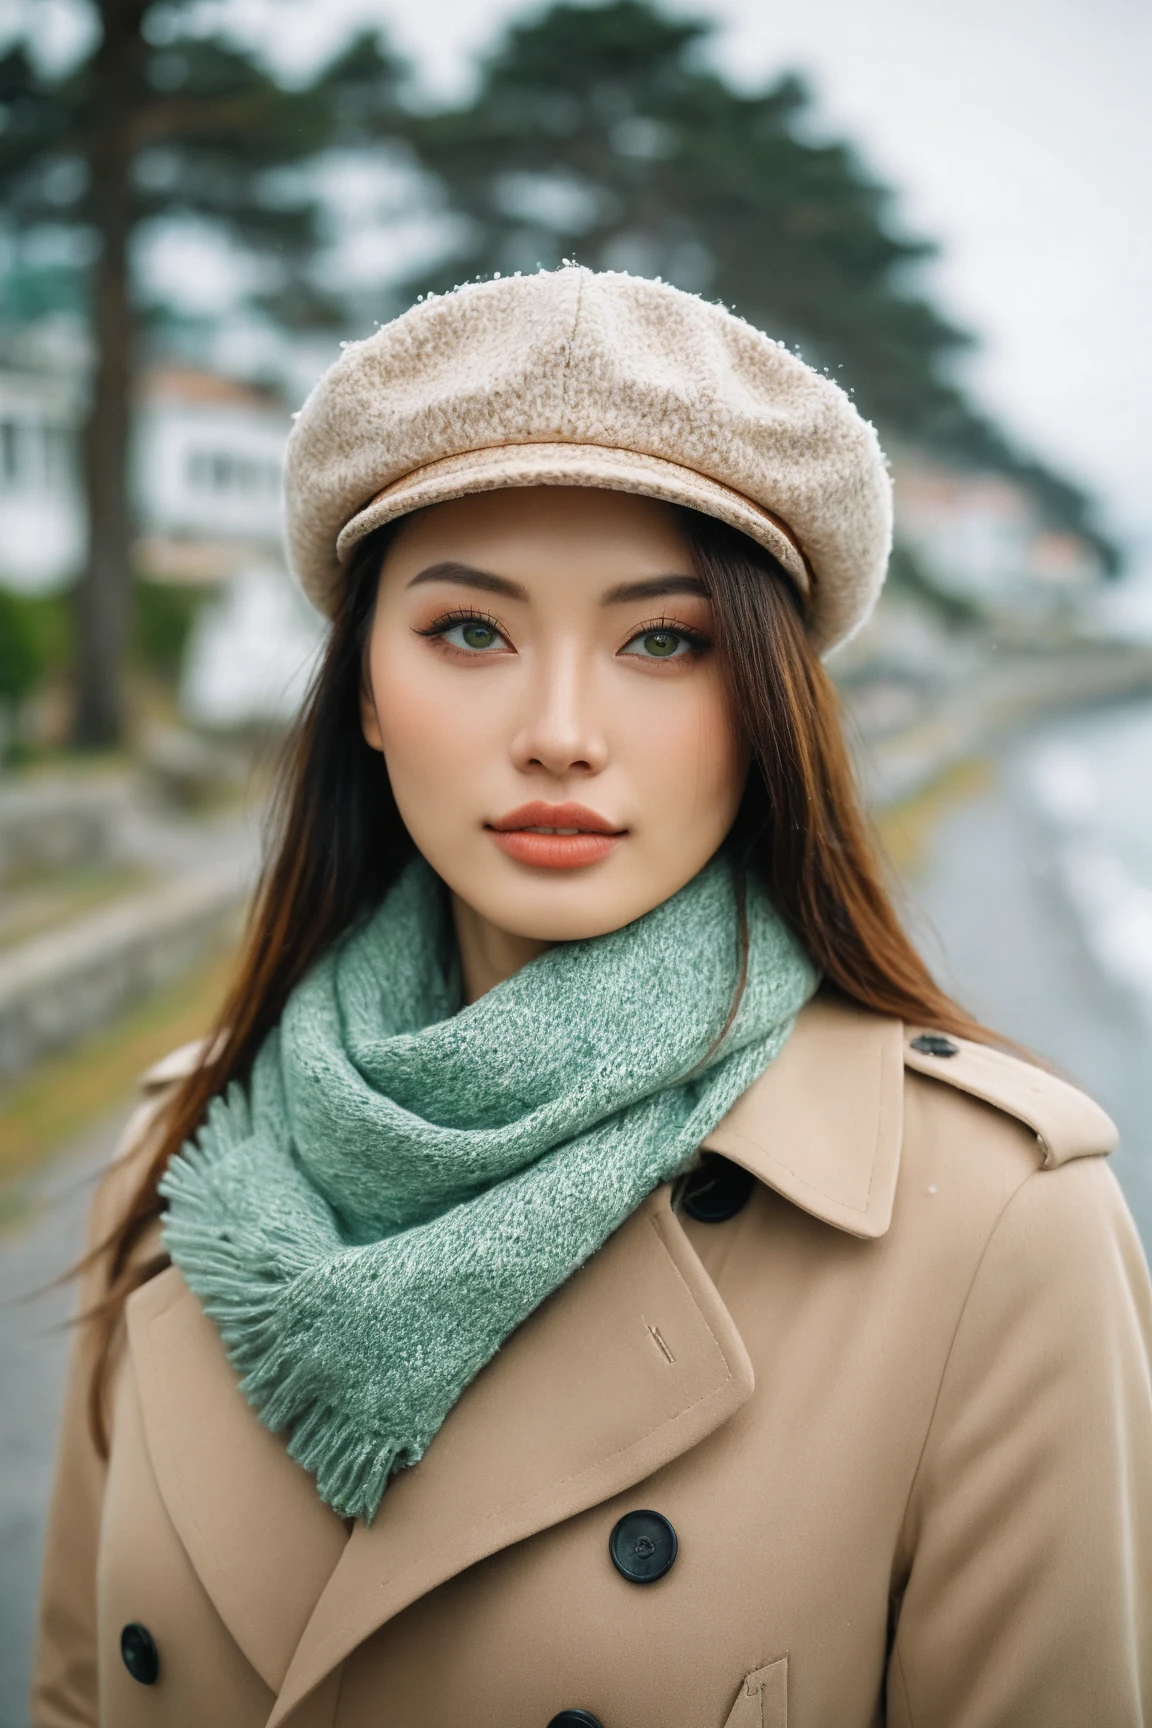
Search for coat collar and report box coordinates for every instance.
[125,993,902,1723]
[702,993,905,1240]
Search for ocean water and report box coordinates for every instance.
[907,697,1152,1248]
[1026,703,1152,1035]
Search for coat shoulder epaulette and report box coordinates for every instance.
[904,1029,1118,1167]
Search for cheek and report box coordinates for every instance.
[621,672,746,818]
[367,636,505,817]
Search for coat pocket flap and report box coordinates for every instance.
[723,1657,788,1728]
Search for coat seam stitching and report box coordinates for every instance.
[905,1054,1055,1160]
[331,1655,348,1720]
[646,1208,739,1375]
[888,1635,916,1727]
[711,1124,871,1214]
[891,1166,1040,1581]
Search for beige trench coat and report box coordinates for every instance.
[32,996,1152,1728]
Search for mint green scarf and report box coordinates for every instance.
[160,855,817,1523]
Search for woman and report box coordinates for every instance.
[34,267,1151,1728]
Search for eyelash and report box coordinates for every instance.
[415,608,712,657]
[415,607,506,642]
[625,615,712,655]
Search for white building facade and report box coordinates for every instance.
[134,366,290,579]
[891,455,1105,620]
[0,345,322,729]
[0,353,291,594]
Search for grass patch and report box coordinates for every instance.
[873,757,993,879]
[0,944,235,1192]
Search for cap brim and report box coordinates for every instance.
[329,442,811,609]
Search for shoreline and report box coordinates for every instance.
[849,639,1152,811]
[905,703,1152,1250]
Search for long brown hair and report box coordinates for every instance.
[84,505,989,1447]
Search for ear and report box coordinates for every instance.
[360,680,384,753]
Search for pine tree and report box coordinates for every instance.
[0,9,404,746]
[406,1,1112,567]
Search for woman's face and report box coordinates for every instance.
[361,486,749,944]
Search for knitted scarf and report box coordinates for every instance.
[160,854,817,1523]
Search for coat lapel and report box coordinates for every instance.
[126,1185,754,1722]
[267,1184,753,1725]
[126,1267,351,1694]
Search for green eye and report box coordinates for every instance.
[462,622,496,649]
[622,626,695,659]
[441,619,504,652]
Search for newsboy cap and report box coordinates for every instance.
[285,266,892,654]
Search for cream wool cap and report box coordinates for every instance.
[285,266,893,654]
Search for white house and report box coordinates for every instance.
[134,365,290,580]
[891,455,1105,619]
[0,350,292,593]
[0,343,315,727]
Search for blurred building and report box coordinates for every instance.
[0,339,291,594]
[134,366,290,583]
[891,454,1105,622]
[180,561,323,729]
[0,332,320,729]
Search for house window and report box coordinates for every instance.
[187,450,280,497]
[0,421,21,485]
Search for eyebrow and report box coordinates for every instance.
[600,574,709,604]
[405,561,528,600]
[406,562,709,606]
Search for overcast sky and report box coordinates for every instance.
[13,0,1152,582]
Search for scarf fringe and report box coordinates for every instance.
[162,1142,415,1523]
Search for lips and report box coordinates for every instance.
[487,801,626,869]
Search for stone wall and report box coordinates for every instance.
[0,862,244,1080]
[0,774,131,885]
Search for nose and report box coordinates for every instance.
[510,653,607,779]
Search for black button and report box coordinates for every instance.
[681,1153,754,1223]
[120,1622,159,1685]
[609,1509,678,1583]
[911,1033,959,1059]
[548,1715,604,1728]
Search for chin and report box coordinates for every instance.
[498,905,638,943]
[470,861,680,944]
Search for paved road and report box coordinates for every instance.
[0,1115,128,1728]
[906,731,1152,1247]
